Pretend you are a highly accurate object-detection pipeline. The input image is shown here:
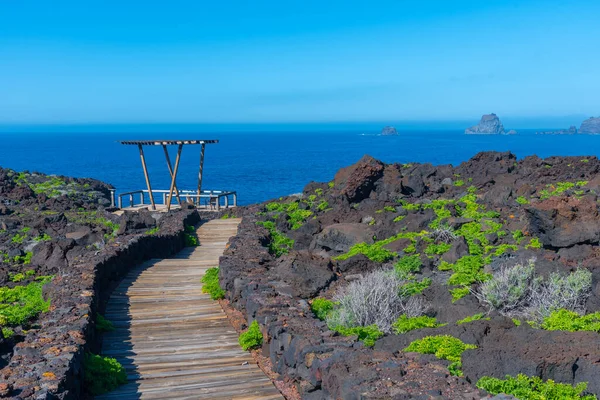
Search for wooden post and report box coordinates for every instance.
[197,142,206,205]
[138,144,156,210]
[162,145,182,205]
[166,144,183,211]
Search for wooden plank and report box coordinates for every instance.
[99,219,282,399]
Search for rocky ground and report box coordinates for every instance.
[220,152,600,399]
[0,167,198,398]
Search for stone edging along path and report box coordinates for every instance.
[1,209,200,399]
[96,218,283,400]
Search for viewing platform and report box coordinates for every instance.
[116,139,237,213]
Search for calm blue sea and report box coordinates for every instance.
[1,130,599,205]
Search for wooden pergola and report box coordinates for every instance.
[120,139,218,211]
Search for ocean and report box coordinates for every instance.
[1,129,599,205]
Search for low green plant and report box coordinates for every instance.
[400,278,432,296]
[393,215,405,223]
[288,208,312,230]
[328,181,335,188]
[220,213,231,219]
[476,374,596,400]
[317,200,329,211]
[394,254,422,276]
[541,309,600,332]
[332,324,383,347]
[201,267,226,300]
[310,298,335,321]
[513,229,525,244]
[446,255,491,287]
[454,180,465,187]
[516,196,530,205]
[425,242,452,256]
[185,225,195,232]
[144,227,160,235]
[184,233,198,247]
[84,353,127,395]
[11,233,27,244]
[256,221,294,256]
[456,313,489,325]
[9,272,25,282]
[96,314,115,332]
[2,327,14,338]
[34,233,52,242]
[404,335,477,376]
[393,315,444,334]
[239,320,263,350]
[493,244,518,256]
[580,159,589,163]
[513,318,522,326]
[334,242,395,263]
[450,287,471,302]
[526,237,542,249]
[0,277,52,326]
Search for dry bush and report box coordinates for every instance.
[430,226,458,244]
[327,268,427,333]
[475,258,592,321]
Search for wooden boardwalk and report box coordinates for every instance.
[97,219,283,400]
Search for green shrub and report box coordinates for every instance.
[393,215,405,223]
[450,287,471,302]
[526,237,542,249]
[328,182,335,188]
[239,320,263,351]
[425,243,452,256]
[454,180,465,187]
[11,233,27,244]
[2,327,14,338]
[185,225,195,232]
[395,254,422,276]
[311,298,335,321]
[84,353,127,395]
[96,314,115,332]
[0,277,52,326]
[145,227,159,235]
[513,229,525,244]
[201,267,226,300]
[256,221,294,256]
[266,202,285,212]
[541,309,600,332]
[493,244,518,256]
[334,242,395,263]
[404,335,477,376]
[476,374,595,400]
[220,213,231,219]
[34,233,52,242]
[288,208,312,230]
[393,315,444,334]
[317,200,329,211]
[516,196,530,205]
[333,324,383,347]
[9,273,25,282]
[400,278,432,296]
[184,233,198,247]
[447,255,491,287]
[456,313,489,325]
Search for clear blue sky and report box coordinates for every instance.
[1,0,599,124]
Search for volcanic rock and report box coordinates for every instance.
[465,113,505,134]
[579,117,600,134]
[537,126,578,135]
[381,126,398,135]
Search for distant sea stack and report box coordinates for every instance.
[381,126,398,135]
[465,113,506,134]
[537,126,578,135]
[580,117,600,134]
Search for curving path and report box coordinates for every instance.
[97,219,283,400]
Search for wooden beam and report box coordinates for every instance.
[162,145,182,206]
[166,144,183,211]
[197,143,206,205]
[138,144,156,210]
